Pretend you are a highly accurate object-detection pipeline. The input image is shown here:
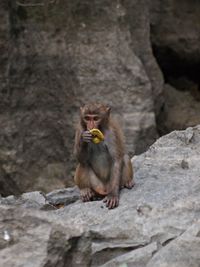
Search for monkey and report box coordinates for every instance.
[74,102,134,209]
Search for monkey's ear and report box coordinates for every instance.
[106,106,111,115]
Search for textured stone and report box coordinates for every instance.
[0,0,161,195]
[151,0,200,63]
[1,126,200,266]
[123,0,164,115]
[157,84,200,134]
[45,187,79,206]
[150,0,200,137]
[147,222,200,267]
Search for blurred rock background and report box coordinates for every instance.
[0,0,199,196]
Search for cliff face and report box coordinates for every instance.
[0,0,162,195]
[0,0,200,195]
[1,126,200,266]
[150,0,200,134]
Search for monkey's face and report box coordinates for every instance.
[83,114,101,130]
[80,103,111,130]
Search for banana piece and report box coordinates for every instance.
[90,128,104,144]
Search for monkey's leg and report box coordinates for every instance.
[74,164,95,202]
[102,159,122,209]
[121,155,135,189]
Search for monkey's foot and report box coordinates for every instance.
[103,194,119,209]
[124,179,135,189]
[80,188,95,202]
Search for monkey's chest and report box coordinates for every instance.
[88,143,112,179]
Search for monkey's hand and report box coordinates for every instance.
[103,193,119,209]
[81,131,93,143]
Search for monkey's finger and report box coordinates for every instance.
[82,132,92,137]
[82,136,93,143]
[82,133,93,142]
[82,131,92,136]
[81,192,88,202]
[104,197,114,209]
[114,197,119,207]
[81,195,86,202]
[83,133,93,138]
[108,199,113,209]
[103,197,111,208]
[111,199,117,209]
[109,197,119,209]
[106,199,111,208]
[82,195,89,202]
[82,135,93,139]
[109,199,115,209]
[103,197,108,203]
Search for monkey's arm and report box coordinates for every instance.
[103,158,122,209]
[104,127,124,208]
[74,127,92,164]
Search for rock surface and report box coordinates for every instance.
[157,84,200,134]
[151,0,200,65]
[1,126,200,267]
[1,0,199,198]
[0,0,162,196]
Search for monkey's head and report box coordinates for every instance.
[80,103,111,130]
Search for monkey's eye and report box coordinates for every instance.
[93,116,99,121]
[84,116,90,121]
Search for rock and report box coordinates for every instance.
[0,188,80,210]
[157,84,200,134]
[150,1,200,136]
[45,187,80,206]
[0,205,90,267]
[123,0,164,115]
[101,242,158,267]
[0,0,162,195]
[0,0,9,112]
[151,0,200,63]
[1,126,200,266]
[0,191,46,209]
[147,222,200,267]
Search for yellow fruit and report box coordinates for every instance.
[90,128,104,144]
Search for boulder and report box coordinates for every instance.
[1,126,200,266]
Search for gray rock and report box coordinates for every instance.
[0,205,90,267]
[147,222,200,267]
[0,0,162,196]
[0,188,80,210]
[101,242,158,267]
[123,0,164,115]
[157,84,200,135]
[1,126,200,266]
[0,191,46,209]
[45,187,80,206]
[151,0,200,63]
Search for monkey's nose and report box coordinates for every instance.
[88,122,95,130]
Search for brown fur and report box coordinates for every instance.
[74,103,134,209]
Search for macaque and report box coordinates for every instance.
[74,102,134,209]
